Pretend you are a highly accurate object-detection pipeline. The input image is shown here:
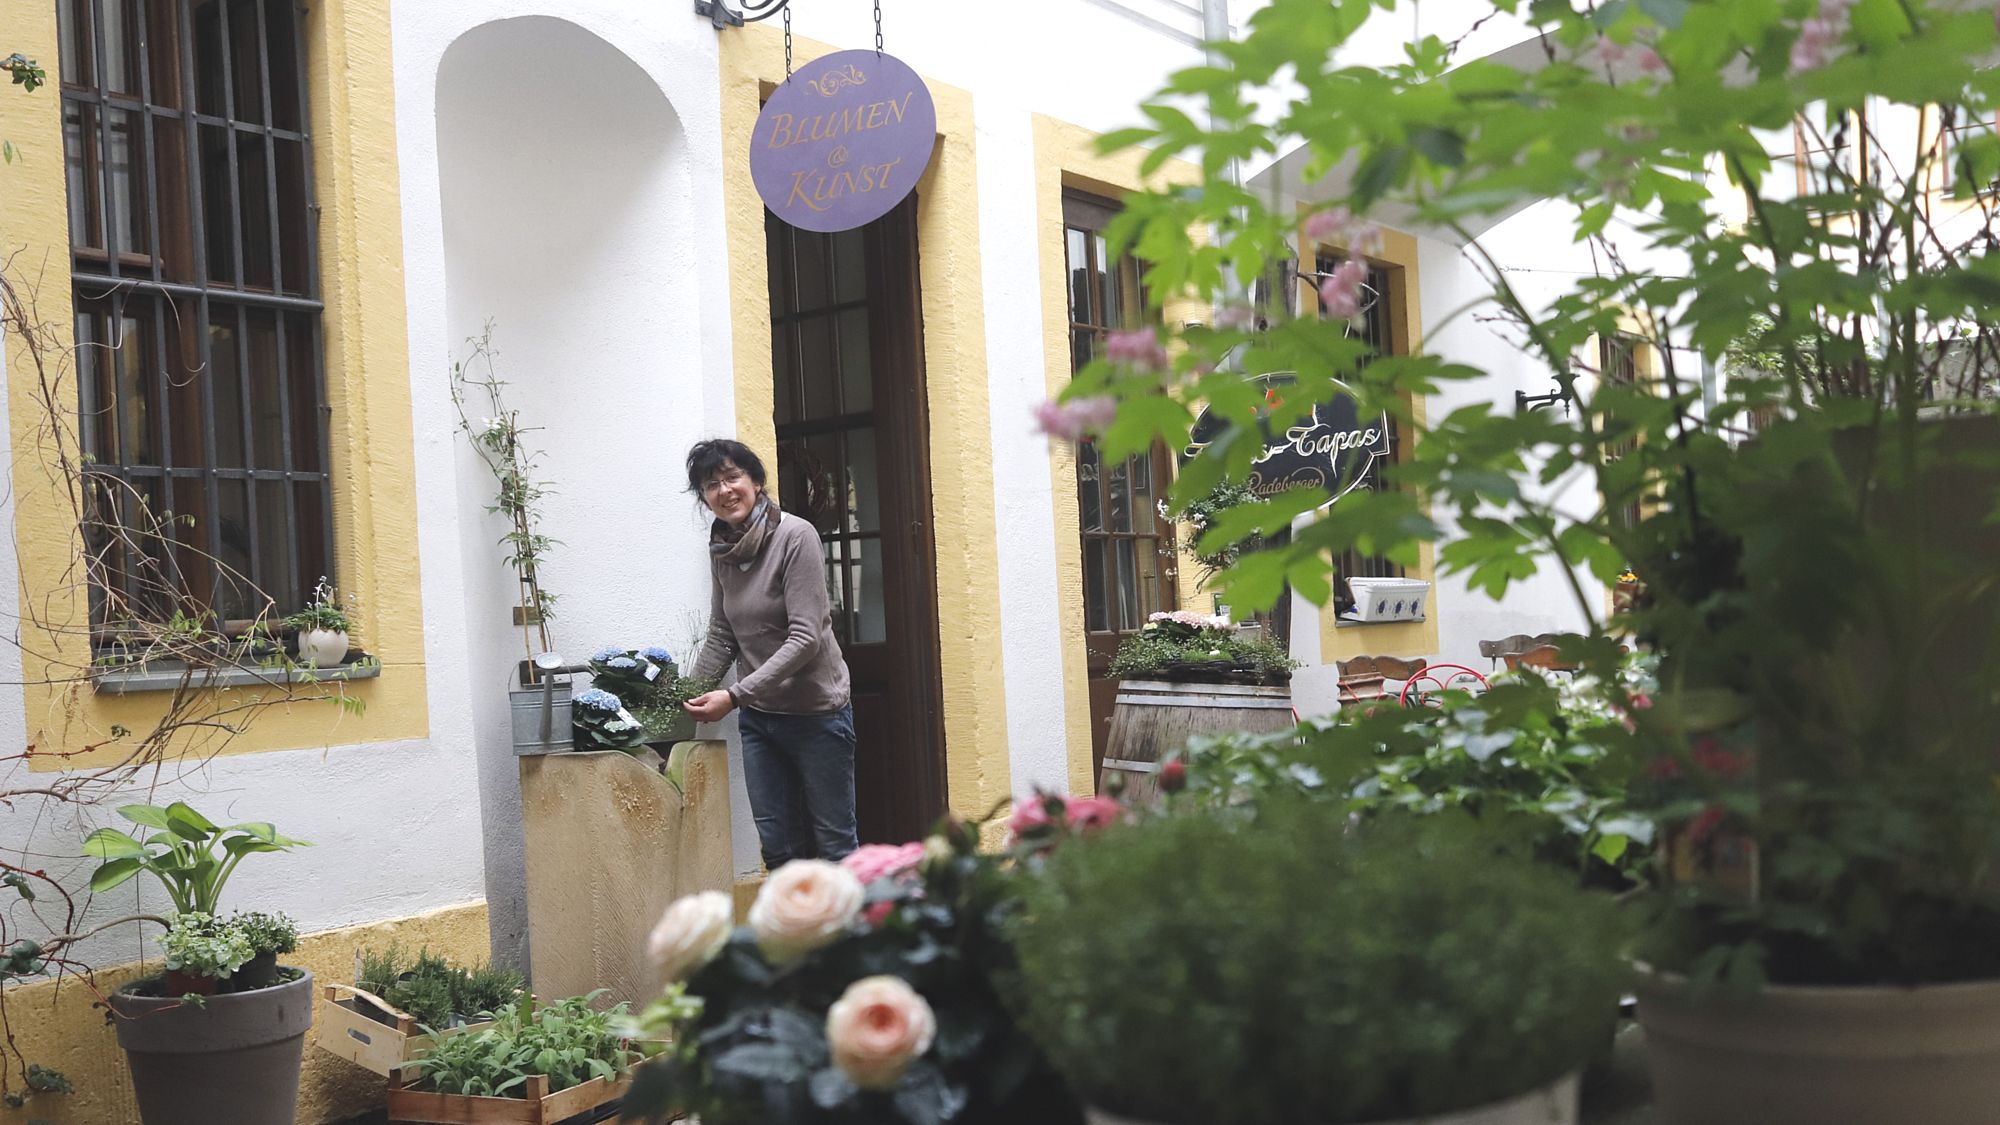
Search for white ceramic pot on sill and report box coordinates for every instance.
[296,628,349,669]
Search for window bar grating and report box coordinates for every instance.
[59,0,332,634]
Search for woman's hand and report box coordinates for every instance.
[684,690,737,723]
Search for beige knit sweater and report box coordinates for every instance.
[689,510,851,714]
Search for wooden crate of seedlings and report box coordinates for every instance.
[317,984,495,1077]
[386,1071,633,1125]
[385,992,648,1125]
[317,946,526,1077]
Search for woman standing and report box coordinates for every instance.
[682,438,858,868]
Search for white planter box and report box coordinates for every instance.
[1345,578,1430,623]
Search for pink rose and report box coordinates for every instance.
[646,890,733,981]
[748,859,864,962]
[1064,795,1124,833]
[841,842,926,885]
[1007,794,1058,841]
[826,976,936,1090]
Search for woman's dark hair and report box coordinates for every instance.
[685,439,768,496]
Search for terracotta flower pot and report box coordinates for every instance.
[1636,970,2000,1125]
[1085,1073,1578,1125]
[110,968,314,1125]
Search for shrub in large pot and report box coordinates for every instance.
[85,801,314,1125]
[1619,408,2000,1125]
[1007,801,1630,1125]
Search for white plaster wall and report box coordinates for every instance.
[1,737,488,972]
[393,4,755,950]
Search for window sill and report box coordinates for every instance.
[90,657,381,695]
[1335,616,1427,628]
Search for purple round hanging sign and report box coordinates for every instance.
[750,49,937,233]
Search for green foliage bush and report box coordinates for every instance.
[1011,802,1630,1123]
[1175,654,1656,887]
[410,993,640,1098]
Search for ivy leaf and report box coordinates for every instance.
[3,872,34,901]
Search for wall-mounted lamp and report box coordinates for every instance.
[1515,368,1577,414]
[695,0,793,29]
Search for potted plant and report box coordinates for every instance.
[229,910,298,992]
[1108,610,1296,686]
[585,644,716,749]
[83,801,314,1125]
[619,811,1097,1125]
[283,575,352,668]
[1008,801,1629,1124]
[1053,0,2000,1119]
[391,992,650,1123]
[318,945,525,1078]
[157,912,256,997]
[571,687,647,753]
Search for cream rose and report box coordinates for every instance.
[826,975,936,1090]
[647,890,734,981]
[748,859,864,962]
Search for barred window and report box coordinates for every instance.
[58,0,330,631]
[1314,249,1404,611]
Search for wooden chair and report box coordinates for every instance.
[1477,633,1566,667]
[1336,655,1427,706]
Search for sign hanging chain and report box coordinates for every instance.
[874,0,884,53]
[782,4,792,77]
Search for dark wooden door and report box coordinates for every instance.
[766,198,946,844]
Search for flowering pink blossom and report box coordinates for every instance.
[1303,206,1353,244]
[1063,795,1124,833]
[1303,206,1382,253]
[1320,257,1370,321]
[841,842,926,885]
[1632,46,1665,74]
[1104,329,1170,371]
[1790,0,1852,73]
[1214,303,1256,330]
[1031,395,1119,442]
[862,900,896,927]
[1597,38,1627,65]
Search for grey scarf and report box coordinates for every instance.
[711,494,780,568]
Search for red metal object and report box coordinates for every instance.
[1398,663,1490,707]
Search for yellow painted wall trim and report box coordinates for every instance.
[1028,115,1201,796]
[0,901,490,1125]
[0,0,429,770]
[719,29,1013,819]
[1302,221,1442,663]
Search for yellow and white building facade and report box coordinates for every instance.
[0,2,1641,1120]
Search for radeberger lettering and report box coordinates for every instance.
[784,159,906,213]
[764,92,921,150]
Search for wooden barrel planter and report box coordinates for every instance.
[1099,678,1296,803]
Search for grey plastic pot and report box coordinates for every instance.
[109,968,314,1125]
[1636,969,2000,1125]
[1085,1074,1579,1125]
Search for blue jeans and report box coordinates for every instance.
[737,704,858,869]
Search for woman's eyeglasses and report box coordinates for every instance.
[702,469,749,497]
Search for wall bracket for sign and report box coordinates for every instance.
[693,0,790,30]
